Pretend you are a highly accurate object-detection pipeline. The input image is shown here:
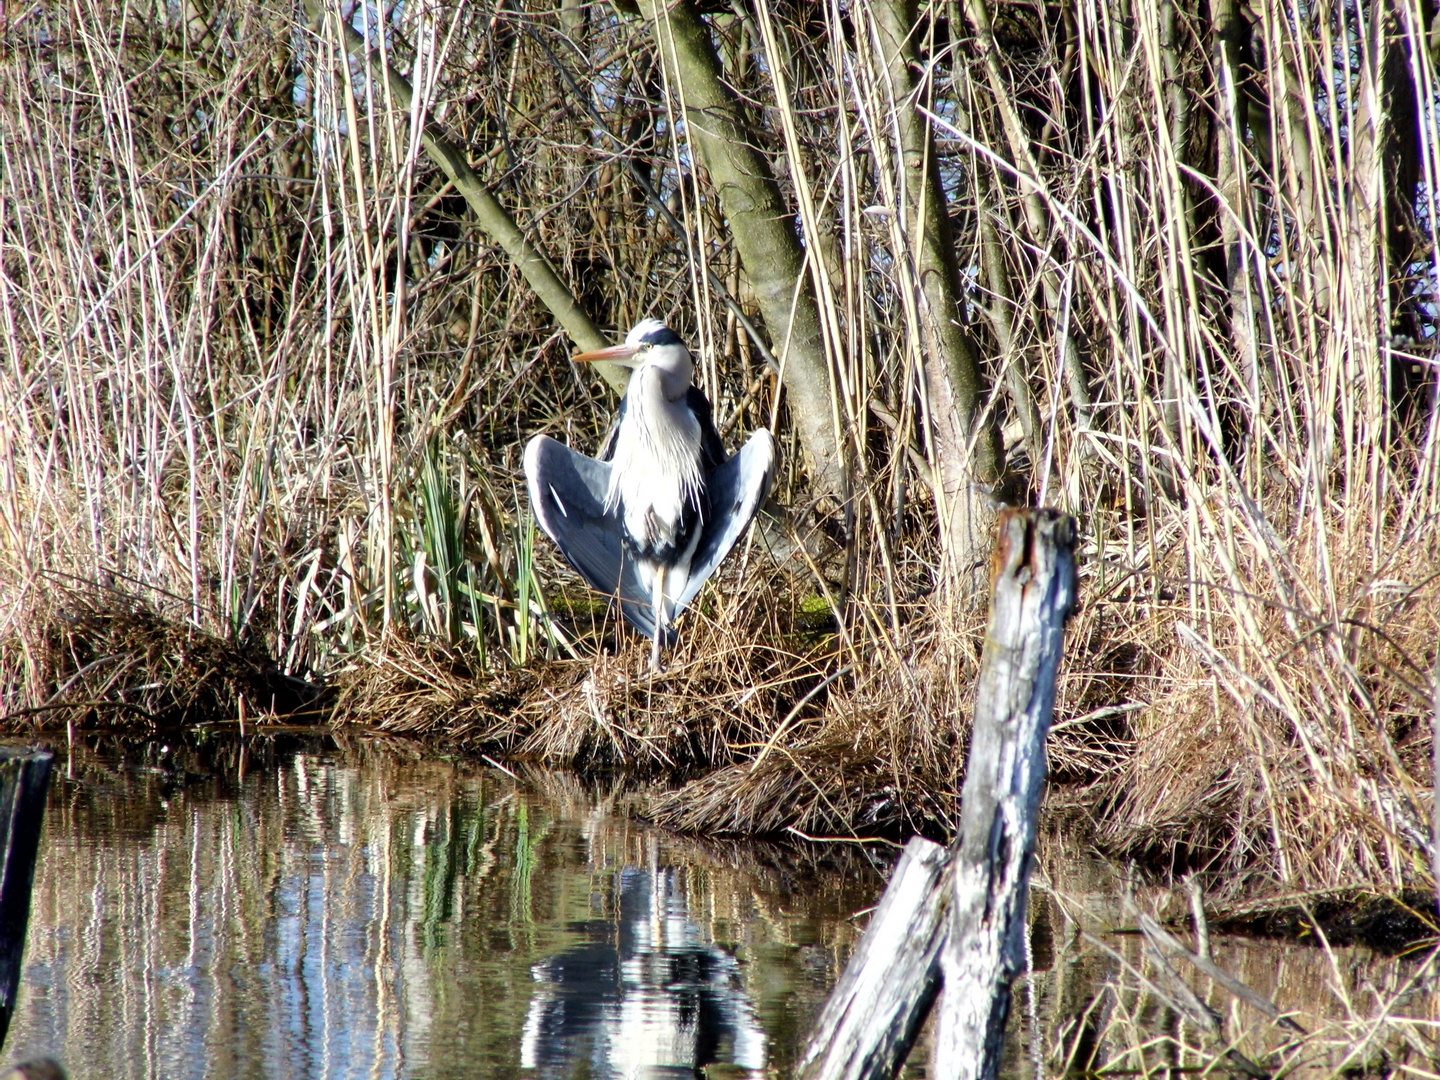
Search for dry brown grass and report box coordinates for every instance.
[1099,524,1440,900]
[1030,859,1440,1079]
[1,588,321,732]
[328,576,845,772]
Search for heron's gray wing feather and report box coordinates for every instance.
[523,435,663,640]
[674,428,777,615]
[685,386,726,471]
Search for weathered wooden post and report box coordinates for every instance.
[932,508,1077,1078]
[0,751,53,1050]
[795,836,950,1080]
[796,509,1077,1080]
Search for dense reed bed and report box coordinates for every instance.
[0,0,1436,915]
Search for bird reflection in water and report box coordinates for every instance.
[520,864,766,1077]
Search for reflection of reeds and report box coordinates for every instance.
[8,742,1433,1078]
[9,742,887,1077]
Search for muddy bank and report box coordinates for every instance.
[6,593,1433,940]
[2,596,325,732]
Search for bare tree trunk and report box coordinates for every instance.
[1212,0,1260,391]
[1432,635,1439,916]
[870,0,1007,598]
[978,212,1042,469]
[1157,0,1191,440]
[636,0,848,501]
[1348,0,1390,375]
[559,0,585,38]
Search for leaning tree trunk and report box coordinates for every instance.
[305,0,630,394]
[635,0,848,502]
[871,0,1007,599]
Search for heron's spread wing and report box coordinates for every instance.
[675,428,777,615]
[523,435,665,641]
[686,386,727,471]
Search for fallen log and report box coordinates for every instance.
[795,836,950,1080]
[796,508,1078,1080]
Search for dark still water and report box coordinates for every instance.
[2,740,886,1079]
[3,739,1435,1079]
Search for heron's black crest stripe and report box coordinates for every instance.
[637,324,683,347]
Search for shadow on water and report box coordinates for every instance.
[0,734,1433,1078]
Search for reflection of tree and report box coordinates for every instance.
[520,866,766,1078]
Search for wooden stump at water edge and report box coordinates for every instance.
[0,751,53,1052]
[797,508,1078,1080]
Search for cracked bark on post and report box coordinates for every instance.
[794,511,1076,1079]
[933,509,1077,1080]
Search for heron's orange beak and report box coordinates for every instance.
[572,343,639,364]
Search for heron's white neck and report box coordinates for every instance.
[604,365,704,519]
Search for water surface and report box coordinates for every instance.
[2,738,1433,1079]
[3,739,885,1079]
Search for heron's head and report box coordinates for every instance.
[573,319,693,399]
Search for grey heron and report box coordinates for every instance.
[524,319,776,671]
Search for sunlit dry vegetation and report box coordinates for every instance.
[0,0,1436,918]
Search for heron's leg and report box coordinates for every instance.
[650,563,667,673]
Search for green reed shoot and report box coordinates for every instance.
[418,437,464,643]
